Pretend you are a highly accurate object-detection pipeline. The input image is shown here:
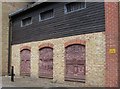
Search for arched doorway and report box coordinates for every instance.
[39,47,53,78]
[20,49,31,76]
[65,44,85,81]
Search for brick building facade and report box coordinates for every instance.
[2,2,31,75]
[8,2,119,87]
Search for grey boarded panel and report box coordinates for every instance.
[11,2,105,45]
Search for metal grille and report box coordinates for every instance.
[40,9,54,20]
[22,17,32,27]
[65,2,85,13]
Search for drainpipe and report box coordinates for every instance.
[8,16,12,75]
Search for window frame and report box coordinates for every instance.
[64,1,86,14]
[21,17,32,27]
[39,9,54,22]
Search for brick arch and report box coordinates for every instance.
[20,46,31,52]
[38,43,54,49]
[64,39,86,47]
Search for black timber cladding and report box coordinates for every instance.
[11,2,105,45]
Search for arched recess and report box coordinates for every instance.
[39,43,53,78]
[20,48,31,76]
[65,43,86,82]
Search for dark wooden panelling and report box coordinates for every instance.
[11,2,105,45]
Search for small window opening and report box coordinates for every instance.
[21,17,32,27]
[40,9,54,21]
[65,2,86,13]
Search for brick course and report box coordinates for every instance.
[64,39,86,47]
[20,45,31,51]
[38,43,54,49]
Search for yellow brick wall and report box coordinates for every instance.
[0,2,2,76]
[2,2,30,75]
[11,32,105,87]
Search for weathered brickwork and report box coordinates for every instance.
[20,46,31,51]
[119,2,120,87]
[2,2,30,75]
[39,43,54,49]
[104,2,119,87]
[64,39,86,47]
[12,32,105,87]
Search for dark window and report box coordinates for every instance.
[65,2,85,13]
[40,9,54,21]
[21,17,32,27]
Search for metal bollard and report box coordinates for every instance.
[11,66,15,82]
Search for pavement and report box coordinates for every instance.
[0,77,2,88]
[2,76,86,87]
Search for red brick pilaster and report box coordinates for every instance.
[105,2,119,87]
[118,2,120,87]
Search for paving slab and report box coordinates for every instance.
[2,76,87,87]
